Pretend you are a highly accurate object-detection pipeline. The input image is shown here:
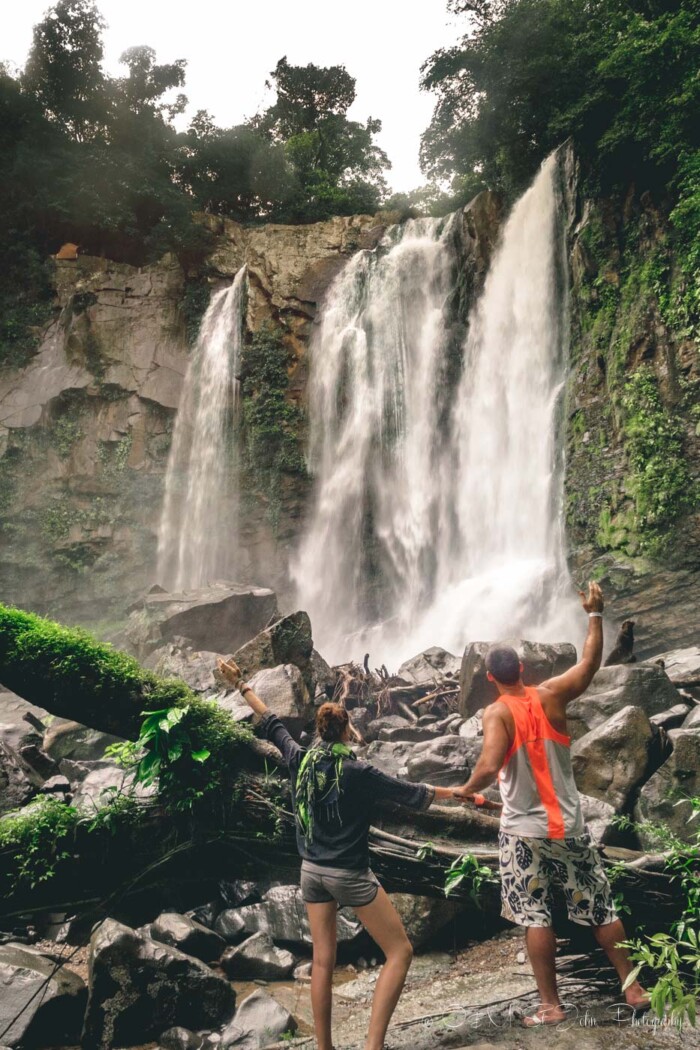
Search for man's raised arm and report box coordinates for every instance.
[539,581,605,706]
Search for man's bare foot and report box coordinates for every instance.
[522,1003,566,1026]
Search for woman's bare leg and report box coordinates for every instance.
[355,886,413,1050]
[306,901,338,1050]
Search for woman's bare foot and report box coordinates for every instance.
[522,1003,566,1026]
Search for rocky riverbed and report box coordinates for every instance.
[1,586,700,1049]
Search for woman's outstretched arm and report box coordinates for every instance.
[217,657,268,716]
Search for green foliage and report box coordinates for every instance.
[52,416,83,458]
[621,367,697,547]
[0,796,79,889]
[240,324,306,524]
[421,0,699,205]
[444,852,498,904]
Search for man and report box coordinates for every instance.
[454,581,649,1026]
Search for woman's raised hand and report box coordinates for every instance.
[217,657,242,687]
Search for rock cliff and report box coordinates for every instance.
[560,145,699,658]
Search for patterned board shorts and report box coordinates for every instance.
[499,830,618,928]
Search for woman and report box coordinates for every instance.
[217,657,456,1050]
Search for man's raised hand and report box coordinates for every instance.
[579,580,604,614]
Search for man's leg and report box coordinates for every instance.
[524,926,566,1024]
[593,919,649,1008]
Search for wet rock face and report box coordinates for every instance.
[459,640,577,717]
[0,740,39,815]
[231,611,314,689]
[0,942,87,1047]
[566,664,683,741]
[236,885,361,949]
[82,918,236,1050]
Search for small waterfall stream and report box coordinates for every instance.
[293,154,581,665]
[157,268,246,592]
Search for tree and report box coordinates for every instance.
[254,57,390,220]
[420,0,699,199]
[22,0,108,141]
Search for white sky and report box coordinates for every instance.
[3,0,463,192]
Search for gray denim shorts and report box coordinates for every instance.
[300,860,381,908]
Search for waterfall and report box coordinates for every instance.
[157,268,246,592]
[293,154,581,665]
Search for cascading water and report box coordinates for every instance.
[157,268,246,592]
[293,153,581,665]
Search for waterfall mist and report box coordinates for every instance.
[157,268,246,592]
[293,154,581,665]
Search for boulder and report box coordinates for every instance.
[0,741,39,816]
[634,730,700,847]
[377,723,438,743]
[683,707,700,730]
[388,895,461,950]
[647,646,700,692]
[567,664,683,741]
[649,704,693,731]
[17,743,59,781]
[220,932,295,980]
[43,721,124,763]
[0,942,87,1047]
[405,736,481,786]
[433,713,464,735]
[231,611,314,688]
[237,886,361,949]
[82,918,236,1050]
[309,649,336,700]
[39,774,72,796]
[218,880,260,909]
[571,705,654,811]
[361,740,413,779]
[460,640,576,717]
[187,902,220,930]
[245,664,312,733]
[397,647,461,687]
[145,645,223,694]
[459,712,484,739]
[126,583,279,657]
[365,715,411,743]
[70,761,152,813]
[580,793,617,845]
[348,706,373,740]
[219,989,296,1050]
[213,910,247,944]
[159,1028,205,1050]
[150,912,226,964]
[0,688,49,752]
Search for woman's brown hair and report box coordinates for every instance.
[316,702,350,743]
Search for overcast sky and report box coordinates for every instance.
[3,0,463,192]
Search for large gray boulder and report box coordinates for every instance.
[365,715,411,743]
[634,730,700,847]
[69,761,149,813]
[245,664,312,733]
[388,894,461,950]
[309,648,336,701]
[150,912,226,964]
[580,793,617,845]
[213,910,247,944]
[405,735,481,786]
[219,989,296,1050]
[683,707,700,730]
[220,932,295,980]
[647,646,700,691]
[362,739,413,778]
[397,647,461,687]
[567,664,684,741]
[126,583,279,657]
[82,919,236,1050]
[0,688,48,751]
[571,705,654,810]
[231,611,314,689]
[145,645,223,694]
[0,942,87,1047]
[43,721,124,763]
[236,885,361,949]
[378,723,438,743]
[0,741,39,816]
[460,640,576,717]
